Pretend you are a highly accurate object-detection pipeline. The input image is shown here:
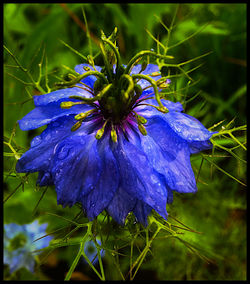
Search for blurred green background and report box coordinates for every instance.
[3,3,246,280]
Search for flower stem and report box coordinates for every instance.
[124,50,174,75]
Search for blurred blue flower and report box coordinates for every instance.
[16,62,215,226]
[4,220,52,273]
[83,239,105,265]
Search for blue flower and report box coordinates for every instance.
[83,239,105,265]
[4,220,52,273]
[16,56,215,226]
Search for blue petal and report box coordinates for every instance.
[52,134,103,208]
[4,223,24,240]
[107,186,137,225]
[145,115,197,193]
[111,135,168,218]
[188,140,214,154]
[133,201,154,227]
[74,64,102,89]
[163,112,214,141]
[18,104,92,131]
[131,64,161,95]
[33,87,93,107]
[82,135,119,220]
[16,116,76,173]
[37,171,54,186]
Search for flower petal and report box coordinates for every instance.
[163,111,214,141]
[131,64,161,95]
[81,135,119,220]
[18,104,92,131]
[52,134,103,208]
[107,186,137,225]
[133,201,154,227]
[33,87,93,107]
[74,64,102,89]
[145,115,197,193]
[16,116,75,173]
[111,135,168,218]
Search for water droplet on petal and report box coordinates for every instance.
[57,146,70,160]
[31,136,42,147]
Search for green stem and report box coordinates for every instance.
[55,70,109,88]
[124,50,173,75]
[102,38,121,72]
[131,74,167,112]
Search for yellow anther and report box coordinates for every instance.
[60,101,74,109]
[95,128,105,140]
[137,114,147,124]
[138,123,147,136]
[111,126,117,143]
[74,109,96,121]
[83,66,91,71]
[71,121,82,132]
[149,72,161,77]
[156,106,169,113]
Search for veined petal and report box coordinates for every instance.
[188,140,214,154]
[33,87,93,107]
[82,135,119,220]
[18,104,92,131]
[145,115,197,193]
[111,135,168,218]
[52,134,102,208]
[107,186,137,225]
[16,116,75,173]
[133,201,154,227]
[74,64,102,89]
[131,64,161,94]
[163,112,215,141]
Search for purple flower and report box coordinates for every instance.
[16,60,215,226]
[4,220,52,273]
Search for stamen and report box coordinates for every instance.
[138,123,147,136]
[74,109,96,120]
[75,85,95,95]
[95,119,109,140]
[137,102,169,113]
[60,101,86,109]
[71,120,83,132]
[149,71,161,77]
[110,124,117,143]
[132,110,147,124]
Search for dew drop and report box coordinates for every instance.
[57,146,70,160]
[31,136,42,147]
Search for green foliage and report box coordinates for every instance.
[4,3,246,281]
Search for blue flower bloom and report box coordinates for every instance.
[4,220,52,273]
[16,38,215,226]
[83,239,105,265]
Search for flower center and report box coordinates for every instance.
[58,28,173,142]
[8,233,27,251]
